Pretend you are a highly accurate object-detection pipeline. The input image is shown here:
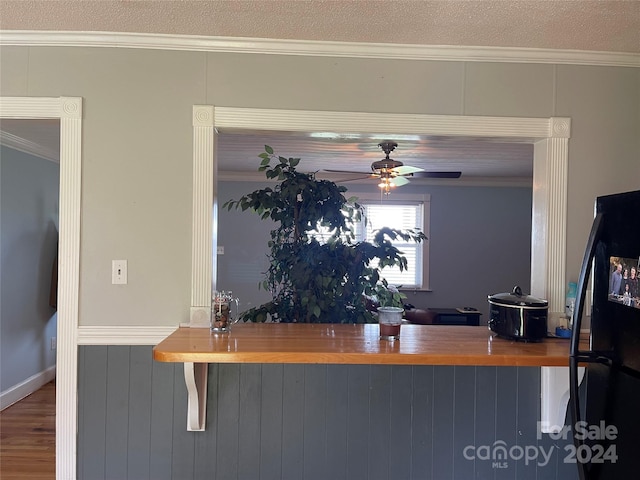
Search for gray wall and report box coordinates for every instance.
[78,345,577,480]
[0,146,58,391]
[217,181,275,314]
[1,45,637,477]
[218,181,532,321]
[1,47,638,327]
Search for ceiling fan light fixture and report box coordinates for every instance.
[378,175,396,194]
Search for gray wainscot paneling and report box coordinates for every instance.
[78,346,577,480]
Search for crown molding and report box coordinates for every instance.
[1,31,638,67]
[0,130,59,163]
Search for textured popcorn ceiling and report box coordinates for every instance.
[1,0,639,53]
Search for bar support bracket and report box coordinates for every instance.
[183,362,208,431]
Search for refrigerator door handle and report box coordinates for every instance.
[570,212,604,357]
[569,356,588,480]
[569,212,604,480]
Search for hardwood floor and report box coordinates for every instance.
[0,381,55,480]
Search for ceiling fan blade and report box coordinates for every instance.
[335,176,376,183]
[392,165,424,175]
[411,171,462,179]
[390,176,410,187]
[322,169,377,176]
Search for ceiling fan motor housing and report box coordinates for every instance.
[371,158,403,173]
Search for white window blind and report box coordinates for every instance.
[361,202,423,288]
[309,196,429,289]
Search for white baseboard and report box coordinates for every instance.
[0,365,56,411]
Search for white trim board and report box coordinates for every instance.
[0,365,56,411]
[0,96,83,480]
[1,31,638,67]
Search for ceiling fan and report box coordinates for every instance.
[324,141,462,195]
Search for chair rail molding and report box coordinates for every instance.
[76,326,179,345]
[190,107,570,328]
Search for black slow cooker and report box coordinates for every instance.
[488,286,548,341]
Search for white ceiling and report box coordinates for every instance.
[2,0,637,184]
[217,131,534,183]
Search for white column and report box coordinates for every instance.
[190,106,216,327]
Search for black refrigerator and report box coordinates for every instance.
[569,189,640,480]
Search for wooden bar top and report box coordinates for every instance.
[153,323,575,367]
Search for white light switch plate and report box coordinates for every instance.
[112,260,128,284]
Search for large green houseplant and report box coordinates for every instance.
[223,146,426,324]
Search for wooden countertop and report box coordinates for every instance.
[153,323,575,367]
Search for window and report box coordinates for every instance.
[358,196,429,289]
[310,193,430,289]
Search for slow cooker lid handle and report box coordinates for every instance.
[512,285,523,297]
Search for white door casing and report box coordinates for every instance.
[0,96,82,480]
